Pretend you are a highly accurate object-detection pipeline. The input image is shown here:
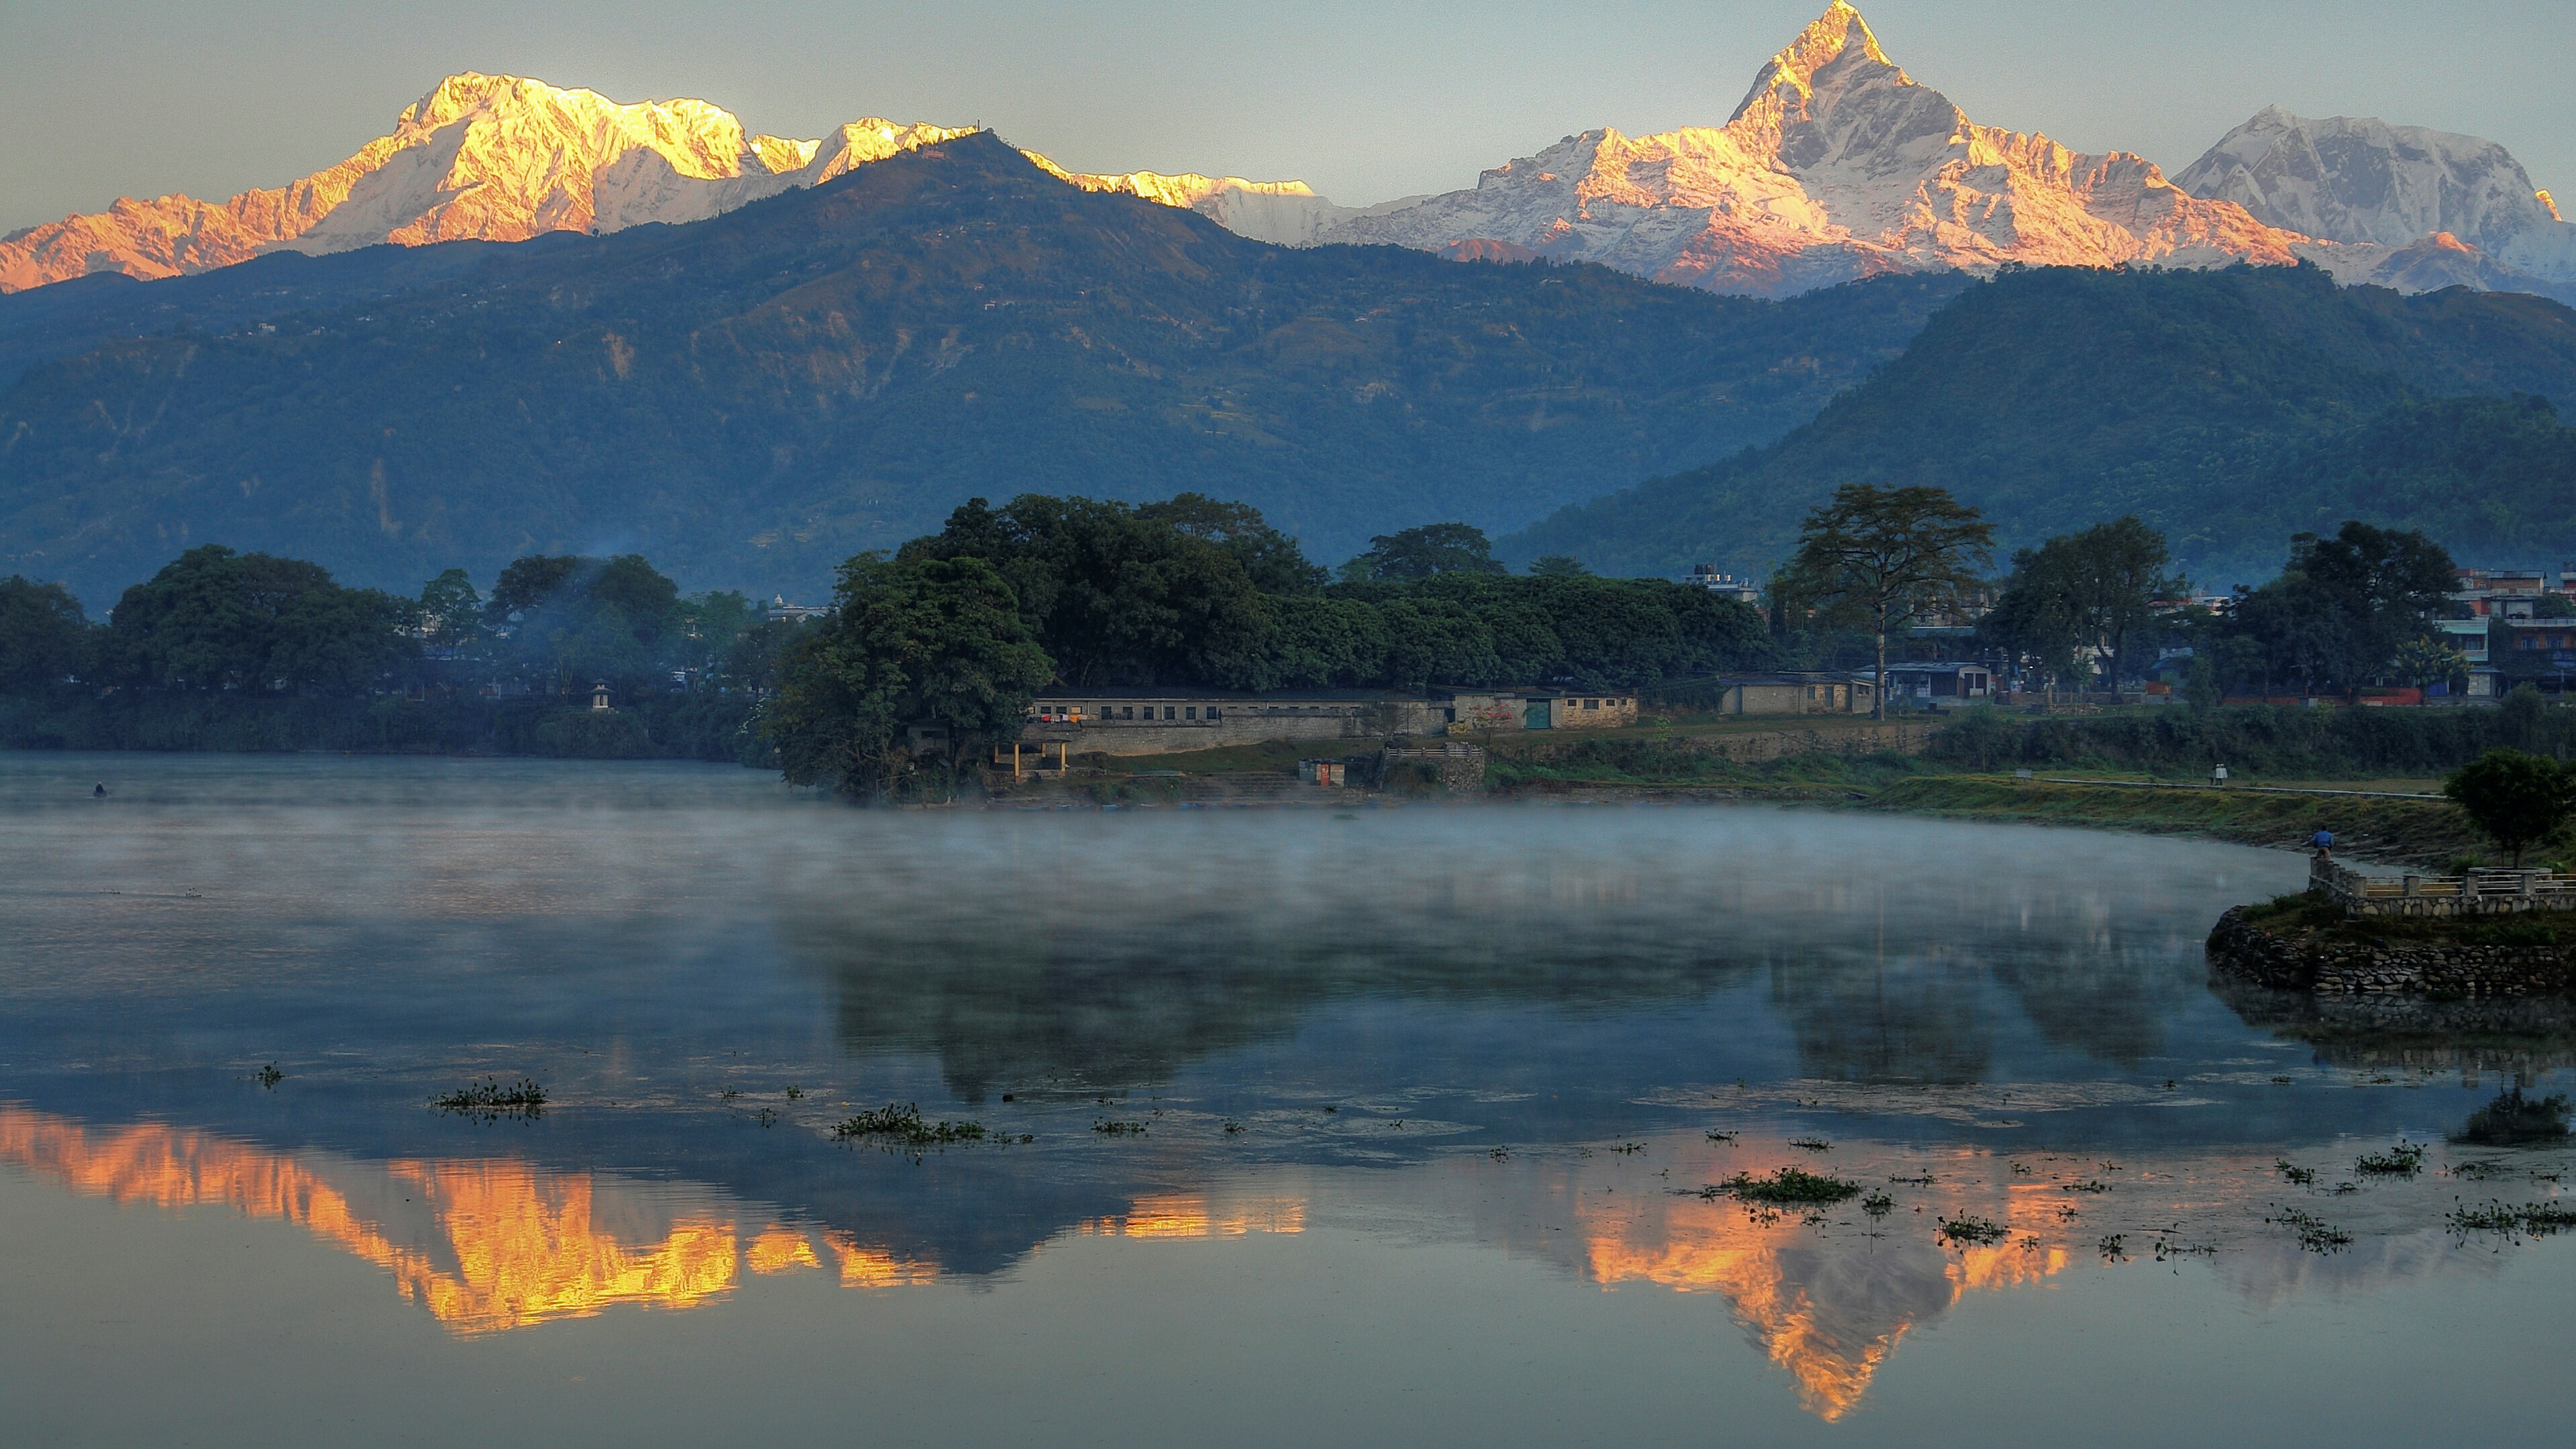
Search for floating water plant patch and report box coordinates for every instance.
[1710,1167,1861,1205]
[2267,1205,2353,1252]
[2447,1200,2576,1236]
[1937,1214,2009,1246]
[832,1103,985,1146]
[2275,1159,2316,1185]
[433,1077,545,1120]
[1092,1119,1147,1136]
[2353,1140,2427,1176]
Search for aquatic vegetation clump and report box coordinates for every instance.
[2275,1159,2316,1185]
[1715,1167,1861,1205]
[1861,1189,1895,1217]
[2267,1205,2353,1252]
[832,1103,984,1146]
[254,1063,283,1089]
[1092,1119,1147,1136]
[2447,1200,2576,1236]
[1937,1214,2009,1246]
[433,1077,546,1120]
[2353,1140,2428,1176]
[1787,1137,1833,1152]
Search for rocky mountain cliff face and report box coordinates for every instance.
[2174,107,2576,297]
[1308,1,2297,297]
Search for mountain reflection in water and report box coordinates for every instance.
[5,755,2576,1438]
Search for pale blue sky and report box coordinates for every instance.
[3,0,2569,233]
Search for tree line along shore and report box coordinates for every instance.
[3,484,2572,871]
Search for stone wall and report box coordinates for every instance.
[2206,906,2576,996]
[1380,743,1487,793]
[1024,700,1449,757]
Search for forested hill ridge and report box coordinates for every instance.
[0,131,1966,608]
[1505,264,2576,587]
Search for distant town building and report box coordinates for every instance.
[1703,674,1876,716]
[1882,662,1995,702]
[2450,566,2575,619]
[1021,689,1450,756]
[763,594,831,624]
[1681,565,1764,605]
[1438,689,1639,732]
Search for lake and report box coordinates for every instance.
[3,752,2571,1447]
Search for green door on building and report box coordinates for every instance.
[1523,699,1552,729]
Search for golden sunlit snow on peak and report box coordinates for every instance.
[1731,0,1900,126]
[0,74,976,292]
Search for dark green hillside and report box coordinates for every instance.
[1507,264,2576,585]
[0,133,1962,606]
[0,236,576,388]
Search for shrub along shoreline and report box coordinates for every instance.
[0,690,769,764]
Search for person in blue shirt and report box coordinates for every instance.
[2310,828,2334,859]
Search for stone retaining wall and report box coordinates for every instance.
[2206,906,2575,996]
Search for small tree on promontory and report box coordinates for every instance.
[1782,484,1993,720]
[2443,749,2576,869]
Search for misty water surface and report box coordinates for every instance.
[3,752,2571,1448]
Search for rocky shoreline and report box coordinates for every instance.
[2207,906,2575,996]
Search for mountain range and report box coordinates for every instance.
[0,134,1966,606]
[7,3,2572,306]
[1503,264,2576,586]
[5,2,2575,606]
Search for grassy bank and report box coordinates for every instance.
[2239,891,2576,949]
[1485,747,1933,796]
[1870,775,2488,864]
[1927,701,2576,780]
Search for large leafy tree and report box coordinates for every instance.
[766,555,1055,798]
[2444,749,2576,868]
[1134,492,1328,595]
[1982,517,2184,691]
[97,545,413,694]
[482,553,686,696]
[2211,522,2454,697]
[416,568,484,655]
[0,576,93,692]
[901,495,1275,687]
[1339,523,1508,583]
[1782,484,1993,718]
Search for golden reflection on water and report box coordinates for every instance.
[0,1104,918,1334]
[1081,1191,1307,1240]
[1575,1158,2075,1419]
[0,1106,1316,1332]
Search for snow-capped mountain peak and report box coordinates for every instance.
[2172,106,2576,299]
[1313,2,2291,297]
[0,74,978,290]
[1729,0,1899,129]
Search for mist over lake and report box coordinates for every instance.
[5,751,2571,1446]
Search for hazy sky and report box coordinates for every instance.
[4,0,2569,234]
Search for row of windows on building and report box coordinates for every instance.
[1031,704,1226,722]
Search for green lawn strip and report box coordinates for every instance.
[1866,775,2485,863]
